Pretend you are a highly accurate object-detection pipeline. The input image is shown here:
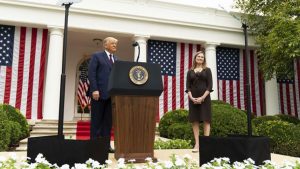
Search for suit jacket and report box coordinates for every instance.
[88,51,117,100]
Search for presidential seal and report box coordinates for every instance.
[129,66,149,85]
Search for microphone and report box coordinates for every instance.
[132,41,140,62]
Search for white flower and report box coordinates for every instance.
[117,163,126,168]
[29,163,38,169]
[201,163,212,168]
[53,163,59,168]
[183,154,192,159]
[263,160,272,164]
[61,164,70,169]
[35,153,44,163]
[0,156,6,162]
[211,157,223,165]
[151,162,158,166]
[9,152,17,160]
[155,165,163,169]
[164,161,173,168]
[213,167,224,169]
[105,159,112,164]
[220,157,230,162]
[175,158,185,166]
[86,158,94,164]
[243,158,255,165]
[145,157,152,162]
[92,160,101,168]
[118,158,125,164]
[128,159,136,163]
[74,163,87,169]
[233,161,246,169]
[135,166,142,169]
[283,160,296,167]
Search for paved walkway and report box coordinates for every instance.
[1,149,299,167]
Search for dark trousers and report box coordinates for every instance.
[90,98,112,146]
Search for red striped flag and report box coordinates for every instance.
[147,40,201,119]
[77,59,90,109]
[277,59,300,118]
[217,47,265,116]
[0,25,48,119]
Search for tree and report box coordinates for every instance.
[235,0,300,80]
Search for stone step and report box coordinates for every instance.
[34,123,77,126]
[34,121,77,127]
[31,126,77,132]
[16,134,78,151]
[35,120,77,124]
[15,120,78,152]
[30,130,76,135]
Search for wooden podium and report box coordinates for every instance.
[108,61,163,162]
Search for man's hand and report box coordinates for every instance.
[92,91,100,100]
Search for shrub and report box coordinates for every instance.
[8,121,22,145]
[158,109,188,137]
[167,123,194,142]
[0,104,29,139]
[159,101,248,145]
[275,114,300,125]
[210,103,248,136]
[154,139,192,149]
[252,115,281,127]
[254,120,300,157]
[0,111,11,151]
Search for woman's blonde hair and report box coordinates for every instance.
[191,51,207,70]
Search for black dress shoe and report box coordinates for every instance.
[109,147,115,153]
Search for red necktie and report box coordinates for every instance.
[109,54,113,64]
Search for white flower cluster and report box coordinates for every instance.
[0,153,197,169]
[201,157,300,169]
[0,153,299,169]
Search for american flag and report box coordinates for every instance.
[147,39,201,119]
[77,59,90,109]
[216,47,265,116]
[277,59,300,118]
[0,24,48,119]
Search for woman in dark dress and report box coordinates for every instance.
[186,51,213,153]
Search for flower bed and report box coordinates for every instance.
[0,153,299,169]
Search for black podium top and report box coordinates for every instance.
[108,61,163,96]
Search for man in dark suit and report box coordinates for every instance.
[88,37,118,153]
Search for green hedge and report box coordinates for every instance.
[252,115,281,128]
[1,104,29,139]
[158,101,300,156]
[0,104,29,151]
[8,122,22,145]
[0,111,11,151]
[275,114,300,125]
[254,120,300,157]
[154,139,192,149]
[167,123,194,141]
[158,109,188,138]
[210,102,247,136]
[159,101,247,145]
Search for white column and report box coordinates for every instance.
[265,77,279,115]
[133,35,150,62]
[205,42,219,100]
[43,27,63,120]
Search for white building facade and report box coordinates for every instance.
[0,0,290,121]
